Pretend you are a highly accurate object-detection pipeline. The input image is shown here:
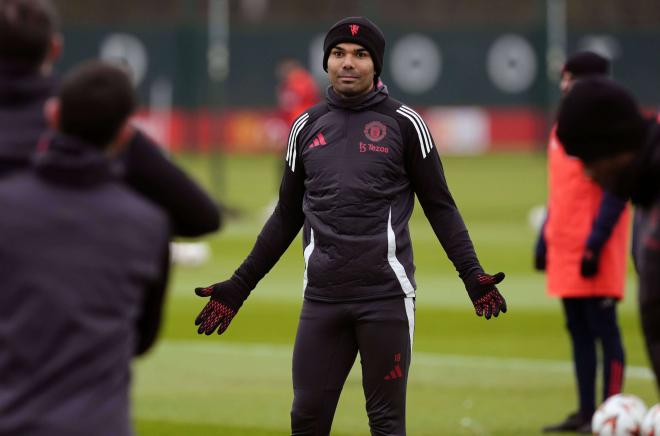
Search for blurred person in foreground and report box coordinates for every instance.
[0,60,170,436]
[194,16,506,435]
[556,77,660,399]
[537,52,630,434]
[0,0,221,237]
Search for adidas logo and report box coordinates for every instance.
[308,132,327,148]
[384,353,403,381]
[384,364,403,381]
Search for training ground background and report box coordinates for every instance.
[132,152,654,435]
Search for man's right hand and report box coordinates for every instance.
[194,280,247,335]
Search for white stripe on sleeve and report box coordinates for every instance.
[286,113,309,171]
[396,105,433,158]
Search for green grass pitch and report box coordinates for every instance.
[132,152,654,435]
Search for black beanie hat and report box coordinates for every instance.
[562,51,610,77]
[556,77,647,163]
[323,17,385,79]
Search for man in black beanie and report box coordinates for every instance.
[194,16,507,435]
[538,52,631,434]
[556,78,660,401]
[322,16,385,86]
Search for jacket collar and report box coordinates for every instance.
[326,82,389,111]
[34,134,117,187]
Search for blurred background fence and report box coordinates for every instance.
[53,0,660,153]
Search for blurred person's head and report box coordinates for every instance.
[45,60,136,152]
[0,0,62,74]
[323,17,384,98]
[276,57,302,82]
[560,51,610,95]
[556,77,648,196]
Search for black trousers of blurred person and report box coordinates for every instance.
[562,297,625,416]
[290,297,414,436]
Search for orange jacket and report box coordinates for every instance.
[545,126,630,298]
[277,67,320,126]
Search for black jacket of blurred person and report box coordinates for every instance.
[0,60,170,436]
[0,0,221,237]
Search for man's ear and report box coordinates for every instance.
[41,33,63,75]
[107,121,136,157]
[43,98,60,129]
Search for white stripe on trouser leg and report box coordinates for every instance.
[404,297,415,353]
[302,229,315,296]
[386,208,415,297]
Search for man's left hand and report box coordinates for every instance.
[466,272,507,320]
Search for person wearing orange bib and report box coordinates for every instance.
[535,52,630,434]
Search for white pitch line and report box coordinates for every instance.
[151,340,655,381]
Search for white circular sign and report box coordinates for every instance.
[487,34,537,93]
[390,34,442,94]
[99,33,148,85]
[578,35,620,61]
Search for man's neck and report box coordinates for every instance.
[333,84,375,101]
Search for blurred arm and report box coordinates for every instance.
[586,191,627,252]
[119,129,221,237]
[580,190,627,277]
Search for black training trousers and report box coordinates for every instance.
[562,297,625,416]
[290,297,415,436]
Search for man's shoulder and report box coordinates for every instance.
[299,102,329,123]
[374,97,424,124]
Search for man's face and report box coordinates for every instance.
[327,42,375,98]
[560,71,574,95]
[584,152,637,196]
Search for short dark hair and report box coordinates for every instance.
[562,51,610,78]
[0,0,58,70]
[58,61,137,148]
[556,77,647,163]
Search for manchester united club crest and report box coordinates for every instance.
[349,24,360,36]
[363,121,387,142]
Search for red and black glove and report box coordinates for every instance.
[194,279,249,335]
[465,271,507,320]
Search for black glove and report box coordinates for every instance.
[194,279,249,335]
[580,248,601,277]
[465,271,507,320]
[534,231,547,271]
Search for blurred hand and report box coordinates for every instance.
[534,232,547,271]
[194,280,245,335]
[465,272,507,320]
[580,248,600,277]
